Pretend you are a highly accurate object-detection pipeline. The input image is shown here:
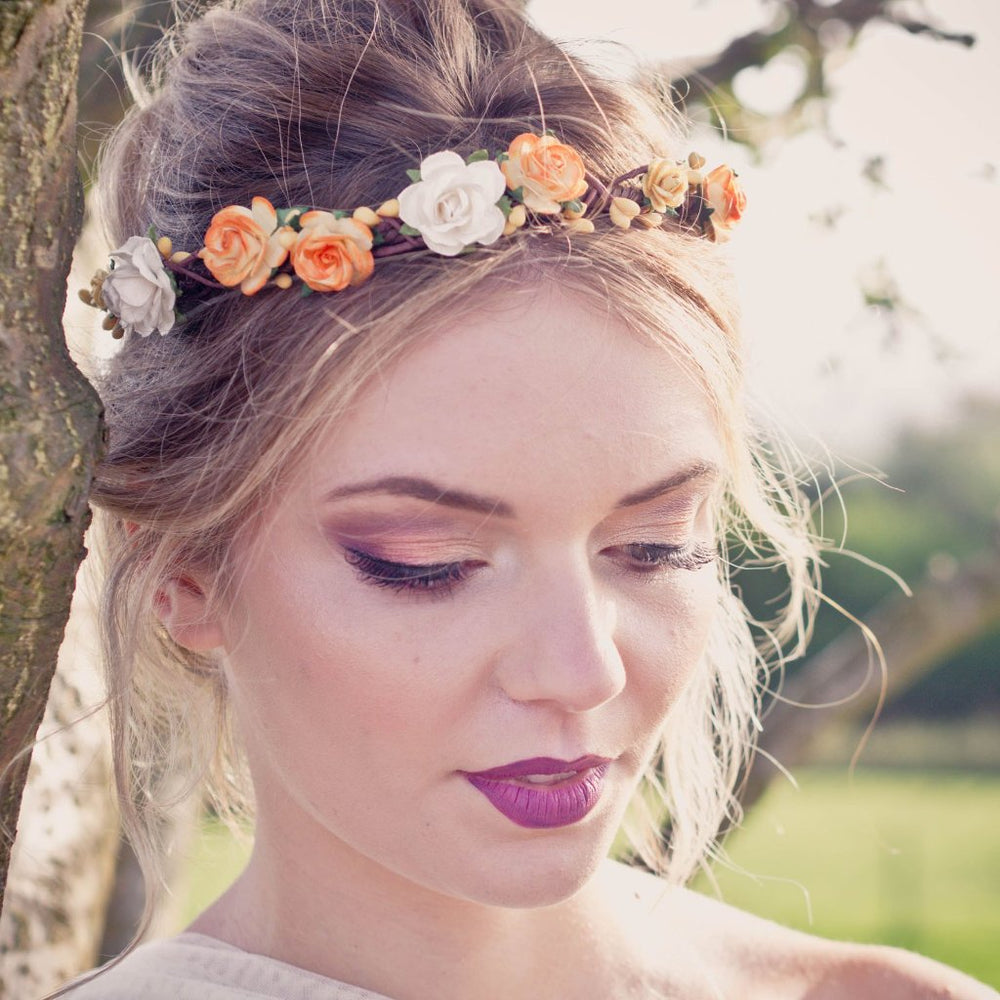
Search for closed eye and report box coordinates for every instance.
[614,542,716,573]
[344,548,480,595]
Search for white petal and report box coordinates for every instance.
[422,163,468,205]
[463,159,507,202]
[418,150,466,180]
[115,274,155,308]
[472,205,506,246]
[421,232,466,256]
[112,235,148,259]
[396,181,425,228]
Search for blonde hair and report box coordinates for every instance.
[89,0,819,939]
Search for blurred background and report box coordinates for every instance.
[4,0,998,993]
[529,1,1000,982]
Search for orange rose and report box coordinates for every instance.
[291,211,374,292]
[702,165,746,240]
[501,133,588,215]
[199,196,291,294]
[642,158,689,212]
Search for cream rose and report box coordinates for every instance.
[500,133,588,215]
[101,236,177,337]
[397,151,507,256]
[642,158,689,212]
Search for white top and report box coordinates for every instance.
[61,932,396,999]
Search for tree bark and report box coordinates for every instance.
[0,575,119,998]
[0,0,101,903]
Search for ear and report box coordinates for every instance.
[155,574,226,653]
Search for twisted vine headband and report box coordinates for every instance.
[81,132,746,338]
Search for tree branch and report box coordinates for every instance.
[741,549,1000,813]
[673,0,975,97]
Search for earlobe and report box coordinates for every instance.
[156,575,226,652]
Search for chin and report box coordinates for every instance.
[439,828,613,911]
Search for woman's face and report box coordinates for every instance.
[200,287,725,908]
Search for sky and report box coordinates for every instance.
[528,0,999,463]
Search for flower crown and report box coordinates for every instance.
[81,132,746,338]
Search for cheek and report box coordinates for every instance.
[625,569,720,713]
[220,561,482,771]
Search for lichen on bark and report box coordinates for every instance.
[0,0,104,900]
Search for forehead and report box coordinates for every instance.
[302,288,723,509]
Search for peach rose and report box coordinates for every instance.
[199,197,292,295]
[702,165,746,240]
[501,133,588,215]
[290,211,374,292]
[642,158,689,212]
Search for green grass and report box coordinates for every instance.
[694,768,1000,988]
[174,819,252,928]
[178,768,1000,988]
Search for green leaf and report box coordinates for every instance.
[398,223,422,237]
[496,151,509,163]
[508,186,524,204]
[563,199,583,214]
[146,224,158,242]
[174,309,187,324]
[496,194,514,217]
[332,209,349,219]
[466,149,489,164]
[372,230,386,247]
[300,284,314,298]
[405,168,422,183]
[543,128,557,138]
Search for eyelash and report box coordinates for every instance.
[343,542,715,596]
[619,542,716,573]
[344,548,475,595]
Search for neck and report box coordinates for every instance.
[190,806,656,1000]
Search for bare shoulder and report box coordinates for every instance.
[819,943,1000,1000]
[605,862,998,1000]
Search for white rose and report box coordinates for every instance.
[102,236,177,336]
[397,151,507,256]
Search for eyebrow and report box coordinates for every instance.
[614,461,719,508]
[322,476,515,517]
[322,463,718,518]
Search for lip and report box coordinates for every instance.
[462,756,612,829]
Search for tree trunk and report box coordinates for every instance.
[0,0,101,905]
[0,570,119,998]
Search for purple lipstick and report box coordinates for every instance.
[463,755,611,829]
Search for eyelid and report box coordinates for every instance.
[343,547,482,597]
[329,529,486,565]
[321,499,500,538]
[601,492,714,543]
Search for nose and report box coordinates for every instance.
[495,557,626,713]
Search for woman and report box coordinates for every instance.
[62,0,994,996]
